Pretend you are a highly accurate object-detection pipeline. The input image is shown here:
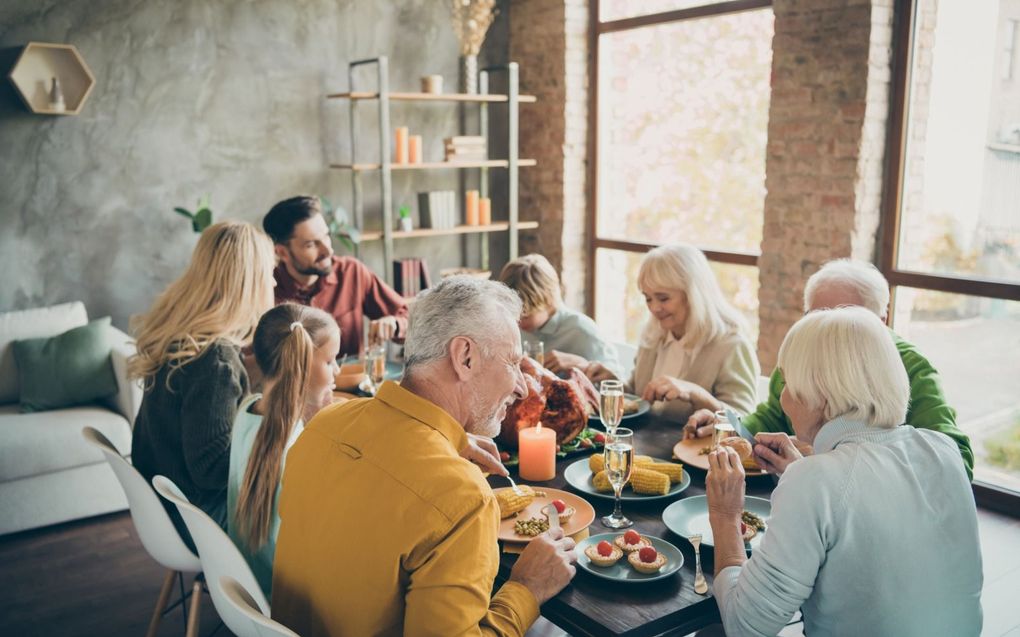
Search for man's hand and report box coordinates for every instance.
[752,432,803,475]
[583,362,618,384]
[544,350,588,376]
[509,526,577,605]
[370,316,399,342]
[460,433,508,477]
[706,447,746,520]
[683,408,718,440]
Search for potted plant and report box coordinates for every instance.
[174,194,214,233]
[398,205,413,232]
[320,197,361,253]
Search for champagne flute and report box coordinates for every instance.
[601,427,634,529]
[525,341,545,367]
[599,379,625,436]
[367,345,386,395]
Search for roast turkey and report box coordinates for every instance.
[498,357,600,448]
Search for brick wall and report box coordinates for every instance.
[757,0,897,370]
[510,0,590,310]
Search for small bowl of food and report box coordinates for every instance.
[334,362,366,391]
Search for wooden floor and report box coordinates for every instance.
[0,508,1016,637]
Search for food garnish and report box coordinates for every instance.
[623,530,641,545]
[551,499,566,514]
[597,540,614,557]
[638,546,658,563]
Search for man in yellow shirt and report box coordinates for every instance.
[272,276,578,636]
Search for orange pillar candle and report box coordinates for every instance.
[465,189,480,225]
[394,127,409,164]
[518,423,556,481]
[408,135,423,164]
[479,197,492,225]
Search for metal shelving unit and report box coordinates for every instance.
[328,55,537,284]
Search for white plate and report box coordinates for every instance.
[662,494,771,552]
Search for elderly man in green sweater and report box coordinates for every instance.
[684,259,974,479]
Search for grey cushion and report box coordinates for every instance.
[0,403,131,482]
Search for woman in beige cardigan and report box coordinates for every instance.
[585,244,759,421]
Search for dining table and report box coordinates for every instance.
[489,410,776,637]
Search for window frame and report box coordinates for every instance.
[880,0,1020,515]
[585,0,772,317]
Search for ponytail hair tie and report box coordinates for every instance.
[289,321,302,332]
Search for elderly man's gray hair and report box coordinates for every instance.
[403,276,522,370]
[803,259,890,319]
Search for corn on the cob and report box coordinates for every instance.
[591,470,615,493]
[496,485,537,518]
[635,455,655,467]
[630,468,670,495]
[642,461,684,484]
[589,453,605,473]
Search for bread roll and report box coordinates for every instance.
[718,436,752,461]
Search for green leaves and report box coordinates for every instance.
[174,195,214,233]
[320,196,361,253]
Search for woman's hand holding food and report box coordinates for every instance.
[752,432,803,475]
[583,361,618,384]
[642,376,721,412]
[544,350,588,375]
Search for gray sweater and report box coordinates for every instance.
[131,340,248,541]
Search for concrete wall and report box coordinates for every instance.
[0,0,509,328]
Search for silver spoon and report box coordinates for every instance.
[691,534,708,595]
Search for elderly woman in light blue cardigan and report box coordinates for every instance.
[705,306,982,637]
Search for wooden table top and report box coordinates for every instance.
[490,413,776,637]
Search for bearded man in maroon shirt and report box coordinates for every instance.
[262,196,408,357]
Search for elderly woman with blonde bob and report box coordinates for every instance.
[130,221,276,541]
[586,243,759,420]
[705,307,982,637]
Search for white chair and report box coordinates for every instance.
[152,475,271,637]
[219,576,300,637]
[81,426,203,637]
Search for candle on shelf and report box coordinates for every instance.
[518,423,556,482]
[465,189,480,226]
[408,135,423,164]
[394,126,409,164]
[479,197,491,225]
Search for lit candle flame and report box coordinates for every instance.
[535,422,542,432]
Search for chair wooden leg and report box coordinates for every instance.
[146,569,177,637]
[185,578,203,637]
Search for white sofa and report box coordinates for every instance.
[0,302,142,535]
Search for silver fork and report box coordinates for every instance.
[691,534,708,595]
[505,474,526,496]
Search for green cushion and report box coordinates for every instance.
[13,317,119,413]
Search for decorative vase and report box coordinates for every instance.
[48,76,65,112]
[399,217,413,232]
[460,55,478,95]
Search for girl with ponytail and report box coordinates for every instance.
[227,303,340,597]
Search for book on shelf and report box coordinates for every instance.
[418,191,457,229]
[444,135,487,163]
[393,257,432,298]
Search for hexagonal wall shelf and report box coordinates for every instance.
[8,42,95,115]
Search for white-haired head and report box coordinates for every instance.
[803,259,890,320]
[403,276,522,372]
[778,306,908,428]
[637,243,748,348]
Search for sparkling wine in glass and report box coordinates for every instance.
[602,427,635,529]
[526,341,545,367]
[367,346,386,395]
[599,379,625,435]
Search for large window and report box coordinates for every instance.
[589,0,773,346]
[884,0,1020,498]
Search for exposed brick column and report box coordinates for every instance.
[757,0,896,370]
[510,0,590,310]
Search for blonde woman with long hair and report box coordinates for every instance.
[130,221,276,540]
[586,243,759,420]
[227,303,339,598]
